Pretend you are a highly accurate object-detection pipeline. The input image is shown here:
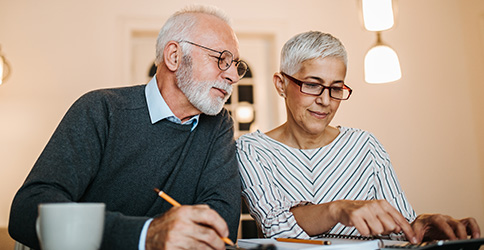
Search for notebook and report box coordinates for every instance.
[381,237,484,249]
[236,237,383,250]
[236,234,484,250]
[309,233,484,249]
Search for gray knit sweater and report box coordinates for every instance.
[9,85,241,249]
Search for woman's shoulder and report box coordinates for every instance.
[237,130,265,145]
[338,126,387,152]
[236,130,280,150]
[337,126,381,143]
[338,126,371,136]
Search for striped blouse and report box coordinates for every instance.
[236,126,416,238]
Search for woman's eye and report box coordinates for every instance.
[304,83,321,89]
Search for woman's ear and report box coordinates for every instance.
[163,41,181,72]
[273,73,286,98]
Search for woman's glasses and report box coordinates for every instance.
[281,72,352,100]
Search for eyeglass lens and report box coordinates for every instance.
[218,51,248,78]
[236,61,248,78]
[301,84,350,100]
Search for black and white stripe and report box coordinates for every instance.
[236,126,416,238]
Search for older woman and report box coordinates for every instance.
[236,31,480,244]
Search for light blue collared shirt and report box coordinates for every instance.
[145,76,199,130]
[139,76,199,250]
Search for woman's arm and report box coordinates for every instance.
[236,137,310,238]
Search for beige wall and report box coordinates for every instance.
[1,0,483,231]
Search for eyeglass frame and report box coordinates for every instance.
[280,72,352,100]
[179,40,248,78]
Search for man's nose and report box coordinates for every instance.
[222,62,240,84]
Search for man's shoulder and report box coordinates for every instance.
[193,108,235,142]
[76,84,146,109]
[82,84,145,100]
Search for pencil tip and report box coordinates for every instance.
[223,237,235,246]
[153,188,160,193]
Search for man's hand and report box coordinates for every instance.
[146,204,229,250]
[329,200,418,244]
[411,214,481,243]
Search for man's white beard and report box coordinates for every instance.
[176,54,232,116]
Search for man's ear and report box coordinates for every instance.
[163,41,181,72]
[273,73,287,98]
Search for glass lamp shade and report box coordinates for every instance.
[0,49,11,85]
[0,59,3,85]
[364,44,401,84]
[362,0,395,31]
[235,102,255,123]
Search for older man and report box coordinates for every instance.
[9,5,247,250]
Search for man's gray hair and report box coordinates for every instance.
[280,31,347,75]
[155,5,231,66]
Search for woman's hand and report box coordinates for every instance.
[328,200,418,243]
[291,199,418,244]
[411,214,481,242]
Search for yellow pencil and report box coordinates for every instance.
[153,188,235,246]
[154,188,181,207]
[276,238,332,245]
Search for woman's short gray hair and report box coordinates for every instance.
[155,5,231,66]
[280,31,347,75]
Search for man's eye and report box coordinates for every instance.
[219,54,230,61]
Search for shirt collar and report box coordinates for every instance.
[145,76,199,130]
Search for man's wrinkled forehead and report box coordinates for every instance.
[190,13,240,56]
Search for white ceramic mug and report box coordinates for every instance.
[36,202,105,250]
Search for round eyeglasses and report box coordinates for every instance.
[281,72,352,100]
[180,40,248,78]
